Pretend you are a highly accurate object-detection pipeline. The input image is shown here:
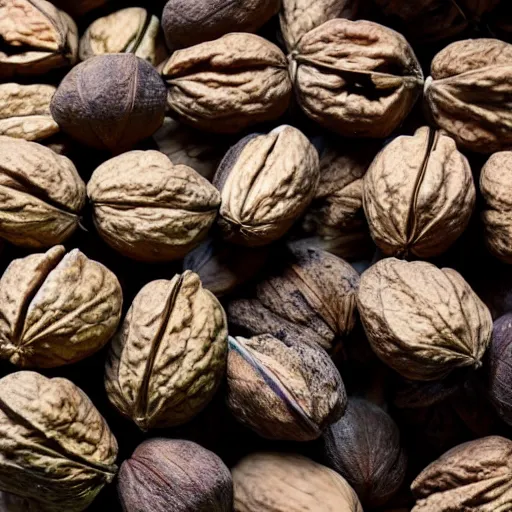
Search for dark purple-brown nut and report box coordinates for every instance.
[323,398,407,508]
[118,439,232,512]
[50,54,166,152]
[227,334,346,441]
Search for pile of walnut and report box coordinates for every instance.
[1,0,512,511]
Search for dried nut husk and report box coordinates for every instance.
[227,334,346,441]
[233,452,363,512]
[118,439,232,512]
[290,19,423,138]
[357,258,493,381]
[162,33,292,134]
[480,152,512,263]
[228,246,359,353]
[0,245,122,368]
[0,136,85,248]
[50,54,167,152]
[363,127,475,258]
[105,272,228,430]
[0,0,78,78]
[213,125,320,246]
[0,371,118,512]
[425,39,512,153]
[411,436,512,511]
[87,150,221,262]
[323,398,407,508]
[79,8,168,66]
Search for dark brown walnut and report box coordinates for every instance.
[0,136,85,248]
[162,33,292,134]
[411,436,512,511]
[228,246,359,353]
[79,8,168,66]
[323,398,407,508]
[358,258,493,381]
[0,371,118,512]
[87,150,220,262]
[118,439,232,512]
[233,452,363,512]
[364,127,475,258]
[50,54,167,152]
[213,126,320,246]
[227,334,346,441]
[0,245,122,368]
[290,19,423,138]
[425,39,512,153]
[0,0,78,78]
[105,272,228,430]
[162,0,280,49]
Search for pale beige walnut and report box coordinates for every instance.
[290,19,423,138]
[87,150,221,262]
[357,258,492,381]
[411,436,512,511]
[105,271,228,430]
[0,371,118,512]
[425,39,512,153]
[79,8,168,66]
[162,33,292,133]
[363,127,475,257]
[0,245,123,368]
[0,136,85,248]
[233,452,363,512]
[213,125,319,246]
[0,0,78,78]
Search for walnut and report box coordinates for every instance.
[290,19,423,138]
[357,258,493,381]
[213,126,319,246]
[161,33,292,134]
[0,245,122,368]
[0,371,118,512]
[425,39,512,153]
[105,271,228,430]
[363,127,476,257]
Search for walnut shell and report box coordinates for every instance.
[290,19,423,138]
[105,271,228,430]
[0,136,85,248]
[357,258,493,381]
[363,127,475,257]
[213,126,320,246]
[425,39,512,153]
[233,452,363,512]
[161,33,292,134]
[0,371,118,512]
[87,150,221,262]
[0,245,122,368]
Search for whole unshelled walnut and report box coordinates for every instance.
[105,272,227,430]
[233,452,363,512]
[363,127,475,257]
[118,439,232,512]
[50,54,167,152]
[0,136,85,248]
[213,126,320,246]
[227,334,346,441]
[290,19,423,138]
[357,258,492,381]
[161,33,292,134]
[425,39,512,153]
[87,150,221,262]
[0,0,78,78]
[411,436,512,511]
[0,245,122,368]
[0,371,118,512]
